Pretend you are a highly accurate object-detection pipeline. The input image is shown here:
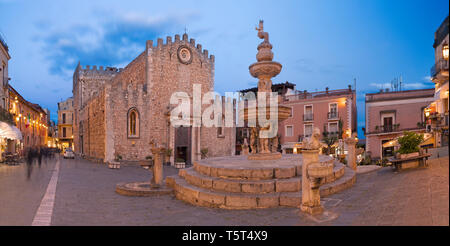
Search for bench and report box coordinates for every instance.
[388,154,431,171]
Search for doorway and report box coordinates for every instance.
[174,126,191,165]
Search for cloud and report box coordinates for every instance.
[36,12,199,78]
[369,82,391,89]
[402,82,433,89]
[370,81,434,90]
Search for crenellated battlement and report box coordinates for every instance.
[146,33,214,63]
[78,65,123,75]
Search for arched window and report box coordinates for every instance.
[128,108,140,138]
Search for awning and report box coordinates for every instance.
[420,135,435,148]
[0,121,23,140]
[382,139,398,148]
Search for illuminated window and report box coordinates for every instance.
[127,108,139,138]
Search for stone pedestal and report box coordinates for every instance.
[301,149,322,214]
[344,137,357,171]
[151,147,166,188]
[301,149,334,215]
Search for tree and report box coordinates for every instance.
[322,119,343,155]
[397,131,424,154]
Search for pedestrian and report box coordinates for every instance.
[38,146,42,168]
[25,147,34,180]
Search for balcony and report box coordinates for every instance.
[0,107,14,125]
[328,111,339,120]
[303,113,314,122]
[373,124,400,133]
[431,59,449,79]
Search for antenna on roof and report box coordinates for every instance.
[399,75,403,91]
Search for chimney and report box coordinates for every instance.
[326,87,329,94]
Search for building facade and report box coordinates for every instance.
[0,34,9,110]
[57,97,74,149]
[73,33,235,164]
[279,86,357,155]
[8,85,48,151]
[427,15,449,147]
[365,88,435,160]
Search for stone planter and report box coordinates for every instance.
[175,162,185,169]
[400,152,419,159]
[108,161,121,169]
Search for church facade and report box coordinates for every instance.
[72,33,236,164]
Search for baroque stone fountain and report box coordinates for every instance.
[241,20,292,160]
[165,21,356,211]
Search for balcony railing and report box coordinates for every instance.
[431,59,449,78]
[328,111,339,120]
[303,113,314,121]
[373,124,400,133]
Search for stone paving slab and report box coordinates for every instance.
[2,155,442,226]
[356,165,382,174]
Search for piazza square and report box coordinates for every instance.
[0,0,448,241]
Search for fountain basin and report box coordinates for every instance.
[307,162,334,179]
[239,105,292,123]
[249,61,282,78]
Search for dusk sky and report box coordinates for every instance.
[0,0,448,138]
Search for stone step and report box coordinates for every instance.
[165,166,356,209]
[193,158,337,180]
[179,162,345,194]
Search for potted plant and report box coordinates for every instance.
[396,131,424,159]
[175,157,185,169]
[165,148,173,166]
[200,148,209,159]
[140,155,153,169]
[109,154,122,169]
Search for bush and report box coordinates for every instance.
[397,131,424,154]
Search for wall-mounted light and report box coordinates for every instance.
[443,44,449,60]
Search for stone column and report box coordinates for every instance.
[344,137,357,171]
[151,147,166,188]
[301,149,322,215]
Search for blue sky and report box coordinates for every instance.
[0,0,448,138]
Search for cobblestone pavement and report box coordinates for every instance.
[1,155,448,226]
[0,158,56,225]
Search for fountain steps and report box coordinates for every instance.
[178,162,345,194]
[192,158,335,180]
[166,166,356,209]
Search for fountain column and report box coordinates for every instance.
[344,133,358,171]
[151,147,166,188]
[245,20,291,160]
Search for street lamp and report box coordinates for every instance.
[443,44,449,60]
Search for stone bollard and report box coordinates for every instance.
[344,136,357,171]
[151,147,166,188]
